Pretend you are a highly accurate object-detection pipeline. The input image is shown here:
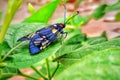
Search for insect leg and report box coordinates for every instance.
[59,32,67,44]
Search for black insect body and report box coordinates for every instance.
[17,23,67,54]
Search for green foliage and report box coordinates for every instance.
[92,4,107,19]
[0,0,23,43]
[52,37,120,80]
[55,37,120,62]
[0,62,7,68]
[55,48,120,80]
[72,15,91,26]
[23,0,60,23]
[0,66,19,80]
[54,33,86,58]
[0,0,62,79]
[115,12,120,21]
[86,33,107,45]
[5,23,48,48]
[105,2,120,13]
[28,3,35,15]
[1,0,120,80]
[92,2,120,20]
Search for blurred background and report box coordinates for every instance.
[0,0,119,23]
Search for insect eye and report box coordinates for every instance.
[59,24,64,28]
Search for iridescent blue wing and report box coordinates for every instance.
[29,34,40,54]
[29,27,58,54]
[17,24,65,55]
[17,33,35,42]
[17,27,49,42]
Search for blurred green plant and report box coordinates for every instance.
[115,12,120,21]
[92,4,107,19]
[55,48,120,80]
[23,0,60,23]
[28,3,35,15]
[0,0,23,43]
[69,1,120,27]
[72,15,91,26]
[105,2,120,13]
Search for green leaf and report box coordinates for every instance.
[65,34,86,45]
[54,34,86,58]
[55,37,120,62]
[1,41,10,56]
[105,2,120,13]
[55,48,120,80]
[23,0,60,23]
[3,23,62,68]
[5,23,48,48]
[8,42,61,68]
[115,12,120,21]
[92,4,107,19]
[0,66,19,80]
[86,34,107,45]
[72,15,91,26]
[0,62,7,68]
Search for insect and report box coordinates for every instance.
[17,6,79,55]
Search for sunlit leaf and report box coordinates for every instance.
[55,48,120,80]
[23,0,60,23]
[55,37,120,63]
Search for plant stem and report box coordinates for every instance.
[19,70,39,80]
[0,43,3,61]
[1,42,24,62]
[31,65,48,80]
[46,58,51,80]
[0,0,23,43]
[51,62,59,78]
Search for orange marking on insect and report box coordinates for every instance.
[28,33,35,38]
[52,28,57,33]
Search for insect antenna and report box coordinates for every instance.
[65,11,79,24]
[63,4,79,25]
[63,4,66,25]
